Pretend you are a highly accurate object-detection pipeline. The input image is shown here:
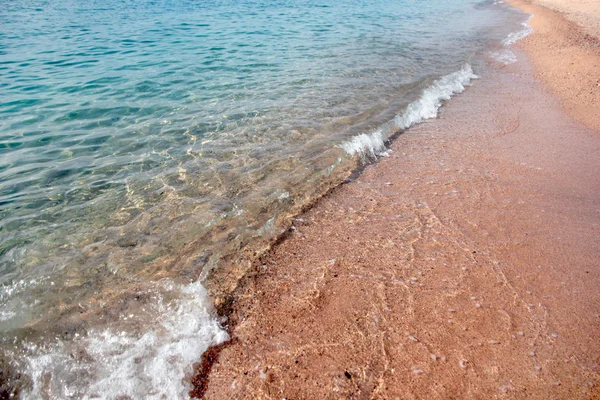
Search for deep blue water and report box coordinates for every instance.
[0,0,528,397]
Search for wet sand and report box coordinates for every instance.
[507,0,600,132]
[195,6,600,400]
[521,0,600,38]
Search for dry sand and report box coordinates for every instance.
[194,3,600,399]
[523,0,600,38]
[507,0,600,132]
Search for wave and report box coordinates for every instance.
[339,64,478,162]
[502,15,533,46]
[488,14,533,65]
[19,281,228,400]
[489,48,518,65]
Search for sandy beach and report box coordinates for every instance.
[194,1,600,399]
[507,0,600,131]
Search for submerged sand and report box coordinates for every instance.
[196,3,600,399]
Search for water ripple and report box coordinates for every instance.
[0,0,530,396]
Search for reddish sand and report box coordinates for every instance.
[524,0,600,38]
[507,0,600,132]
[196,4,600,399]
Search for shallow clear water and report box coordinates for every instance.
[0,0,529,397]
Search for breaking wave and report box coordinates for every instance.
[489,14,533,65]
[17,281,228,400]
[503,14,534,46]
[339,64,478,162]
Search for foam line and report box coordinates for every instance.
[340,64,478,162]
[21,281,228,400]
[503,15,534,46]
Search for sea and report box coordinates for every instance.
[0,0,531,398]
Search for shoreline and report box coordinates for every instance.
[516,0,600,39]
[195,2,600,398]
[506,0,600,132]
[201,66,479,311]
[0,5,524,398]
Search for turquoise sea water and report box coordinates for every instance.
[0,0,529,397]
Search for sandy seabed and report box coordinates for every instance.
[195,2,600,398]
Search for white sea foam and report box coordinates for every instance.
[0,278,41,303]
[393,64,477,129]
[488,49,518,65]
[487,14,533,64]
[503,15,534,46]
[339,64,477,163]
[0,278,43,323]
[339,128,388,163]
[21,280,228,400]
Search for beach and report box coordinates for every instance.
[2,2,521,397]
[1,0,598,397]
[197,1,600,398]
[507,0,600,131]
